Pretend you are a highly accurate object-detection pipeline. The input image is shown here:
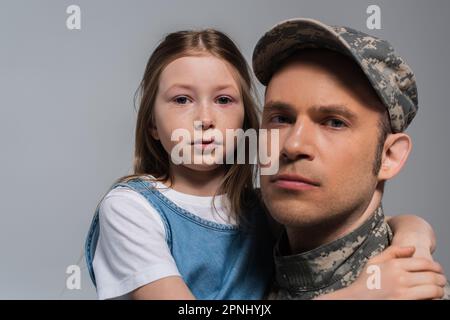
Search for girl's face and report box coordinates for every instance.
[153,54,245,171]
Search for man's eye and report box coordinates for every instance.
[173,96,191,104]
[271,115,290,124]
[323,118,347,128]
[216,96,233,105]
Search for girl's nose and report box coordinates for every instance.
[194,119,214,130]
[196,103,215,129]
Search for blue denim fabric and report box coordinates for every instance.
[85,178,274,299]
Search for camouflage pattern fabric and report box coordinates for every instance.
[269,206,392,299]
[268,204,450,299]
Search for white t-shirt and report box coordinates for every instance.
[92,179,236,300]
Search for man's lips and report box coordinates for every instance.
[271,173,320,191]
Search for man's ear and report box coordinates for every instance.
[378,133,412,181]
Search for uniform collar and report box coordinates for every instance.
[273,205,388,293]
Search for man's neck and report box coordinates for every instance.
[286,190,383,254]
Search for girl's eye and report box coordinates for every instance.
[173,96,191,105]
[323,118,347,129]
[215,96,233,105]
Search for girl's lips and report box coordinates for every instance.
[192,140,219,150]
[192,138,215,144]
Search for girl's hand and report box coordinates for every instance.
[317,246,447,300]
[386,214,436,261]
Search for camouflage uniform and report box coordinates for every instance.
[252,18,450,299]
[268,206,392,299]
[268,206,450,299]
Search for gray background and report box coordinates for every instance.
[0,0,448,299]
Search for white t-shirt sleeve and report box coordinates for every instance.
[92,186,181,300]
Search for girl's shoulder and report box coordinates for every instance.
[97,175,163,221]
[99,185,150,218]
[97,182,167,234]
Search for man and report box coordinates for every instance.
[252,18,450,299]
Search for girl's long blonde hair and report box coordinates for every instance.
[112,29,261,223]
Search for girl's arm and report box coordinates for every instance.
[386,214,436,260]
[93,190,195,300]
[130,276,195,300]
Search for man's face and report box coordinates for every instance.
[260,50,386,228]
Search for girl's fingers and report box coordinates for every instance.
[371,246,415,263]
[405,272,447,287]
[407,285,445,300]
[397,258,443,273]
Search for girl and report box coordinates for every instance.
[85,29,441,300]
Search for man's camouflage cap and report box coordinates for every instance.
[252,18,418,132]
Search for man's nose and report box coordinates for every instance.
[280,120,315,162]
